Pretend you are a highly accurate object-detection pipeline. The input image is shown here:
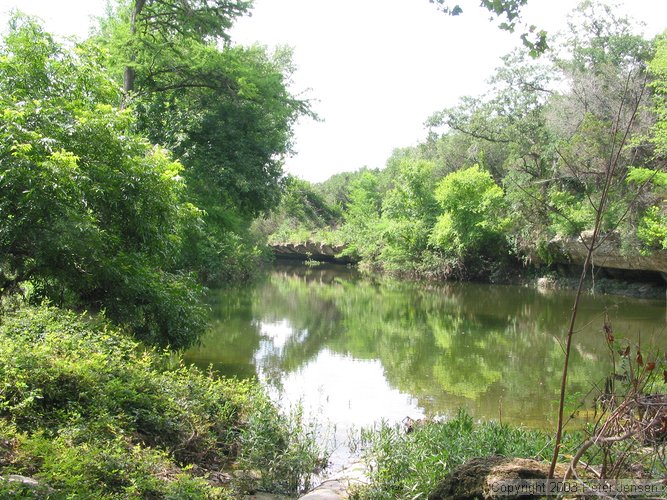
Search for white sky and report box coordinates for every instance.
[1,0,666,182]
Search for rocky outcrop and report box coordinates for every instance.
[428,456,568,500]
[548,231,667,275]
[270,242,356,264]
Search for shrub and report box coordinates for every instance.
[0,16,206,348]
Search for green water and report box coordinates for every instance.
[185,262,666,430]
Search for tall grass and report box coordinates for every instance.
[350,410,582,499]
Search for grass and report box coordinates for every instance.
[349,410,584,499]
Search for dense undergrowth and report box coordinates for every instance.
[0,306,324,498]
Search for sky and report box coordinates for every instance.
[1,1,666,182]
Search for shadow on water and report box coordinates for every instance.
[184,262,667,429]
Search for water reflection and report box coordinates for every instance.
[185,263,666,428]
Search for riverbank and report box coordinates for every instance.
[324,412,579,499]
[269,240,667,300]
[0,306,326,498]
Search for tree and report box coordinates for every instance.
[253,176,343,244]
[97,0,309,217]
[340,171,384,262]
[0,16,205,347]
[426,49,556,181]
[95,0,312,283]
[650,34,667,156]
[118,0,251,96]
[624,33,667,251]
[542,2,654,477]
[430,165,507,259]
[380,159,440,271]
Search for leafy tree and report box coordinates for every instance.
[427,49,555,180]
[254,176,343,245]
[113,0,252,96]
[430,165,507,259]
[97,0,309,216]
[0,16,205,347]
[380,159,440,271]
[95,0,312,283]
[382,159,439,224]
[624,34,667,250]
[650,34,667,156]
[541,3,655,477]
[314,169,372,211]
[425,48,558,259]
[130,43,308,218]
[538,2,652,245]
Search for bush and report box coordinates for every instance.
[430,165,507,259]
[0,306,324,498]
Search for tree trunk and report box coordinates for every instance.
[122,0,146,106]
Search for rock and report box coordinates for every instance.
[536,276,558,291]
[549,231,667,275]
[7,475,40,487]
[1,474,54,494]
[244,494,289,500]
[269,242,356,264]
[299,461,368,499]
[428,456,567,500]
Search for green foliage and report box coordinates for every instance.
[130,42,308,218]
[238,402,324,494]
[254,3,664,283]
[314,169,372,210]
[0,16,205,347]
[382,159,439,224]
[621,37,667,252]
[635,205,667,250]
[260,176,343,246]
[0,306,324,497]
[92,2,313,284]
[547,190,595,236]
[650,35,667,155]
[352,410,580,499]
[626,167,667,188]
[430,165,507,258]
[376,159,440,271]
[340,171,384,262]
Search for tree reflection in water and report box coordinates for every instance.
[185,263,666,428]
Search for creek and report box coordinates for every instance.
[184,262,666,468]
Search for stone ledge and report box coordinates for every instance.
[548,231,667,275]
[270,242,356,264]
